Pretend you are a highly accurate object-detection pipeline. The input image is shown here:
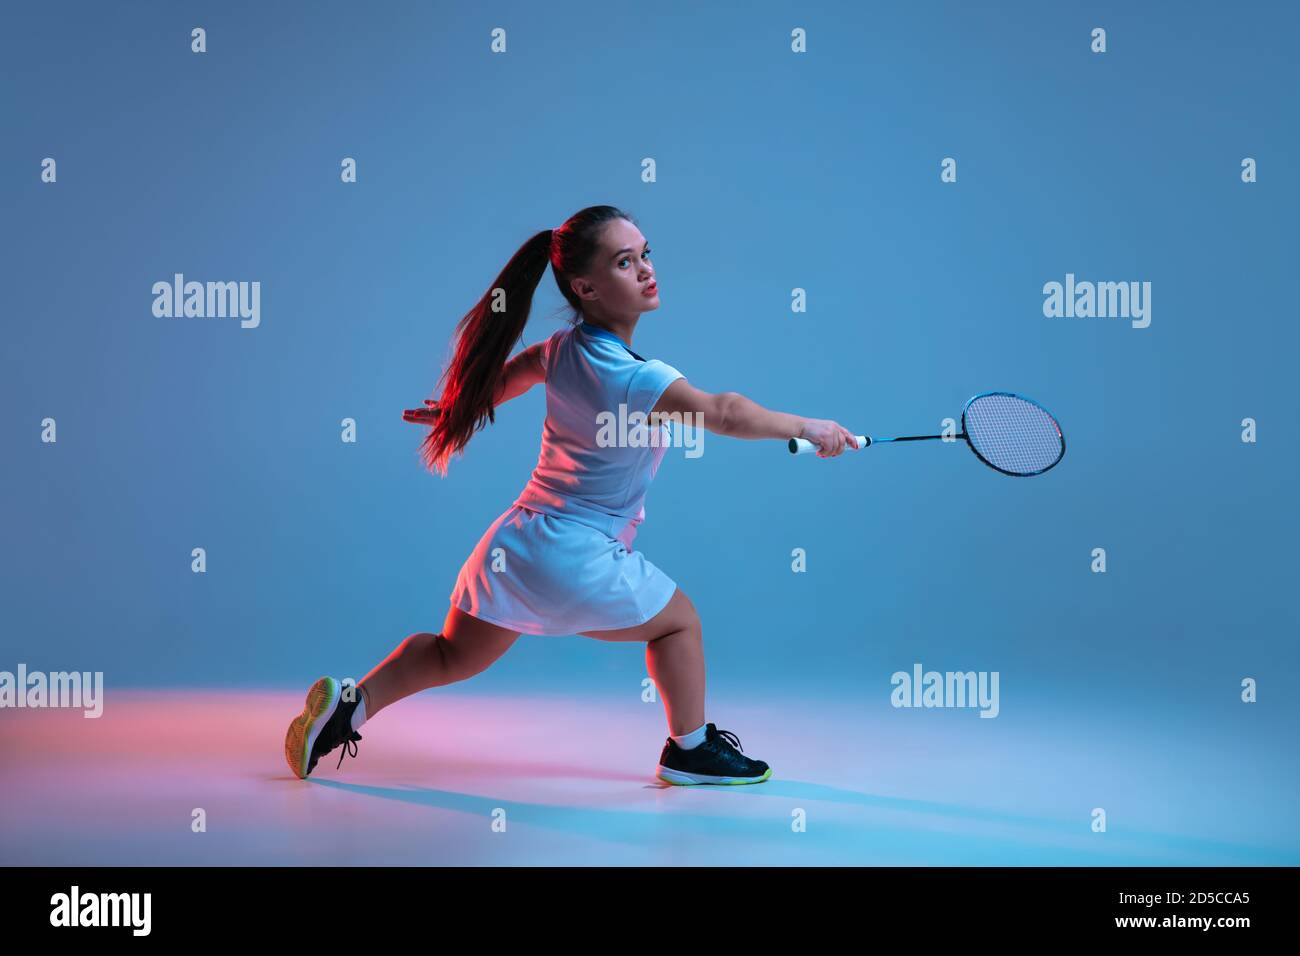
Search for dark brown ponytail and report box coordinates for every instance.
[419,205,637,476]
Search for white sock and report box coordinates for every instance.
[349,692,368,732]
[671,723,707,750]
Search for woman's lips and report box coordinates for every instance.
[641,283,658,296]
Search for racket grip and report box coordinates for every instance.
[787,435,870,455]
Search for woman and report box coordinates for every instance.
[284,205,858,786]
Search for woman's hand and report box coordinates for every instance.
[402,399,442,426]
[798,418,860,457]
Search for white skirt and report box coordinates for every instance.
[449,504,678,637]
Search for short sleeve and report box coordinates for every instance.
[627,359,684,416]
[538,328,565,374]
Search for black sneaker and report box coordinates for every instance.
[656,723,772,786]
[284,676,364,779]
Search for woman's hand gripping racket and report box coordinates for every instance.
[788,391,1065,477]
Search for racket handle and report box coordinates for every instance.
[788,435,870,455]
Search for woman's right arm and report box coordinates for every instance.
[652,379,859,457]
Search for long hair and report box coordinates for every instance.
[420,204,636,476]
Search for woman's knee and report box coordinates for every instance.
[399,631,440,658]
[438,611,520,680]
[650,589,701,642]
[576,587,701,644]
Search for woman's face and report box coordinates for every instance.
[572,218,660,321]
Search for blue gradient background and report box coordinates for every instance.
[3,1,1298,857]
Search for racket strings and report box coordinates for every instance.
[964,394,1063,476]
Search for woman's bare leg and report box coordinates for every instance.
[579,588,705,736]
[356,605,521,718]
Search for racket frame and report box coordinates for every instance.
[959,390,1065,477]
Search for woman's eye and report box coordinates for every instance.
[619,250,652,268]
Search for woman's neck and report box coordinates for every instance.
[583,315,637,349]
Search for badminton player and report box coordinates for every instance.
[285,205,857,785]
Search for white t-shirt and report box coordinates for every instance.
[512,320,684,546]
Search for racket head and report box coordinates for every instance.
[960,392,1065,477]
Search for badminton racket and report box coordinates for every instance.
[788,391,1065,477]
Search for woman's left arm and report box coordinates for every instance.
[403,342,545,426]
